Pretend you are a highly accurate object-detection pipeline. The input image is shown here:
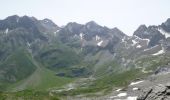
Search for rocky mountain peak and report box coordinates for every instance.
[133,23,167,47]
[19,16,38,29]
[41,18,58,27]
[139,24,147,29]
[62,22,83,34]
[86,21,98,26]
[0,15,39,31]
[5,15,20,21]
[39,18,59,33]
[85,21,102,30]
[66,22,82,28]
[161,18,170,32]
[112,27,125,36]
[165,18,170,26]
[133,25,148,38]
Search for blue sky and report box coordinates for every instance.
[0,0,170,35]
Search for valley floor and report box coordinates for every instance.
[61,72,170,100]
[1,69,170,100]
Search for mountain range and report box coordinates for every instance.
[0,15,170,100]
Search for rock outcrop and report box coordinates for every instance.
[138,83,170,100]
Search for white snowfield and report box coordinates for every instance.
[143,45,159,51]
[96,35,100,41]
[111,96,137,100]
[117,93,127,97]
[53,30,60,36]
[97,40,103,46]
[122,36,126,42]
[5,28,9,34]
[158,28,170,38]
[109,92,127,99]
[116,88,122,92]
[129,81,144,86]
[133,35,142,40]
[152,49,164,56]
[132,87,138,91]
[127,96,137,100]
[136,45,142,48]
[132,40,138,46]
[133,35,150,47]
[79,33,84,40]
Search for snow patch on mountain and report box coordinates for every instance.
[97,40,103,46]
[136,45,142,48]
[134,35,141,39]
[133,35,150,45]
[158,28,170,38]
[152,49,165,56]
[127,96,137,100]
[80,33,84,40]
[117,93,127,97]
[144,45,159,51]
[116,88,122,92]
[132,40,138,46]
[132,87,138,91]
[96,35,101,41]
[129,81,144,86]
[53,30,60,36]
[5,28,9,34]
[122,36,126,42]
[122,36,128,47]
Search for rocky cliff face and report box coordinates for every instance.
[138,84,170,100]
[161,18,170,33]
[134,25,165,47]
[57,21,125,50]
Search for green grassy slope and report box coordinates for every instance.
[0,49,37,91]
[0,90,61,100]
[38,43,82,70]
[57,69,147,96]
[8,55,74,92]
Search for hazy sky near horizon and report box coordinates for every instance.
[0,0,170,35]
